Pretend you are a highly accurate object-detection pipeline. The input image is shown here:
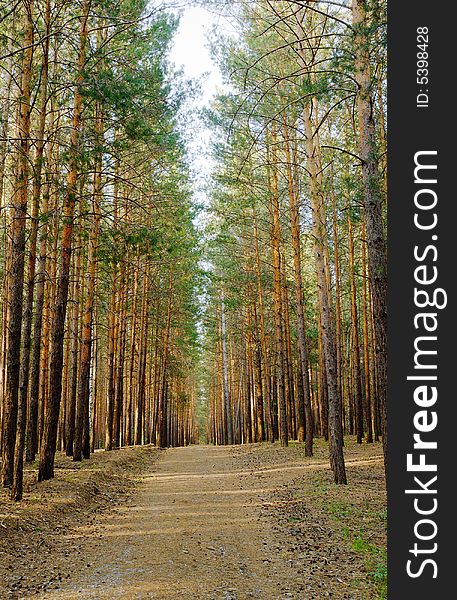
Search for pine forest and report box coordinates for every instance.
[0,1,387,597]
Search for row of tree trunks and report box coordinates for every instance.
[0,0,201,503]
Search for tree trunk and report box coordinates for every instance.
[158,274,173,448]
[65,246,81,456]
[348,213,364,443]
[220,292,233,445]
[283,116,313,454]
[252,208,273,441]
[251,304,264,441]
[269,129,288,447]
[135,271,149,446]
[303,101,346,484]
[361,221,374,442]
[73,100,102,461]
[1,0,33,490]
[38,1,90,481]
[7,0,34,497]
[352,0,387,466]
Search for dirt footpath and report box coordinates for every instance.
[1,441,385,600]
[41,445,302,599]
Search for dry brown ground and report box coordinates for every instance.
[0,439,386,600]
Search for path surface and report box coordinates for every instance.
[21,443,386,600]
[43,445,307,599]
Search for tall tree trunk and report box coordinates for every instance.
[65,245,81,456]
[283,116,313,454]
[220,291,233,445]
[38,1,90,481]
[0,32,15,436]
[14,0,51,496]
[252,208,273,441]
[361,221,374,442]
[303,101,346,484]
[348,213,364,443]
[126,257,140,446]
[26,107,60,462]
[352,0,387,466]
[269,129,288,447]
[281,263,295,439]
[251,304,264,441]
[135,270,149,446]
[115,276,127,448]
[73,100,103,461]
[331,175,343,415]
[90,303,99,452]
[158,273,173,448]
[2,0,34,490]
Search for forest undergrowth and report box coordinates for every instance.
[0,446,161,597]
[256,440,387,599]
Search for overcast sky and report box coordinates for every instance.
[168,4,235,208]
[169,6,225,106]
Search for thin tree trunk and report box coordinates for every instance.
[73,100,103,461]
[348,213,364,443]
[158,273,173,448]
[331,176,343,414]
[65,245,81,456]
[220,291,233,445]
[361,221,374,442]
[269,129,288,447]
[251,304,264,441]
[135,270,149,446]
[7,0,35,502]
[283,116,313,454]
[252,208,273,441]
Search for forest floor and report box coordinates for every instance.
[0,439,386,600]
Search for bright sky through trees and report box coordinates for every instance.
[168,5,231,208]
[170,6,223,104]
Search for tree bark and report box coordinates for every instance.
[348,213,364,443]
[269,129,288,447]
[73,100,103,461]
[1,0,33,489]
[361,220,374,442]
[303,101,346,483]
[220,291,233,445]
[38,1,90,481]
[282,116,313,454]
[352,0,387,467]
[7,0,34,497]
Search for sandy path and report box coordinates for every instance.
[42,445,306,600]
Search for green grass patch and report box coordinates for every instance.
[328,497,386,600]
[350,532,387,599]
[326,499,354,519]
[286,516,305,523]
[370,553,387,600]
[376,508,387,524]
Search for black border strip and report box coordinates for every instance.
[388,1,454,596]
